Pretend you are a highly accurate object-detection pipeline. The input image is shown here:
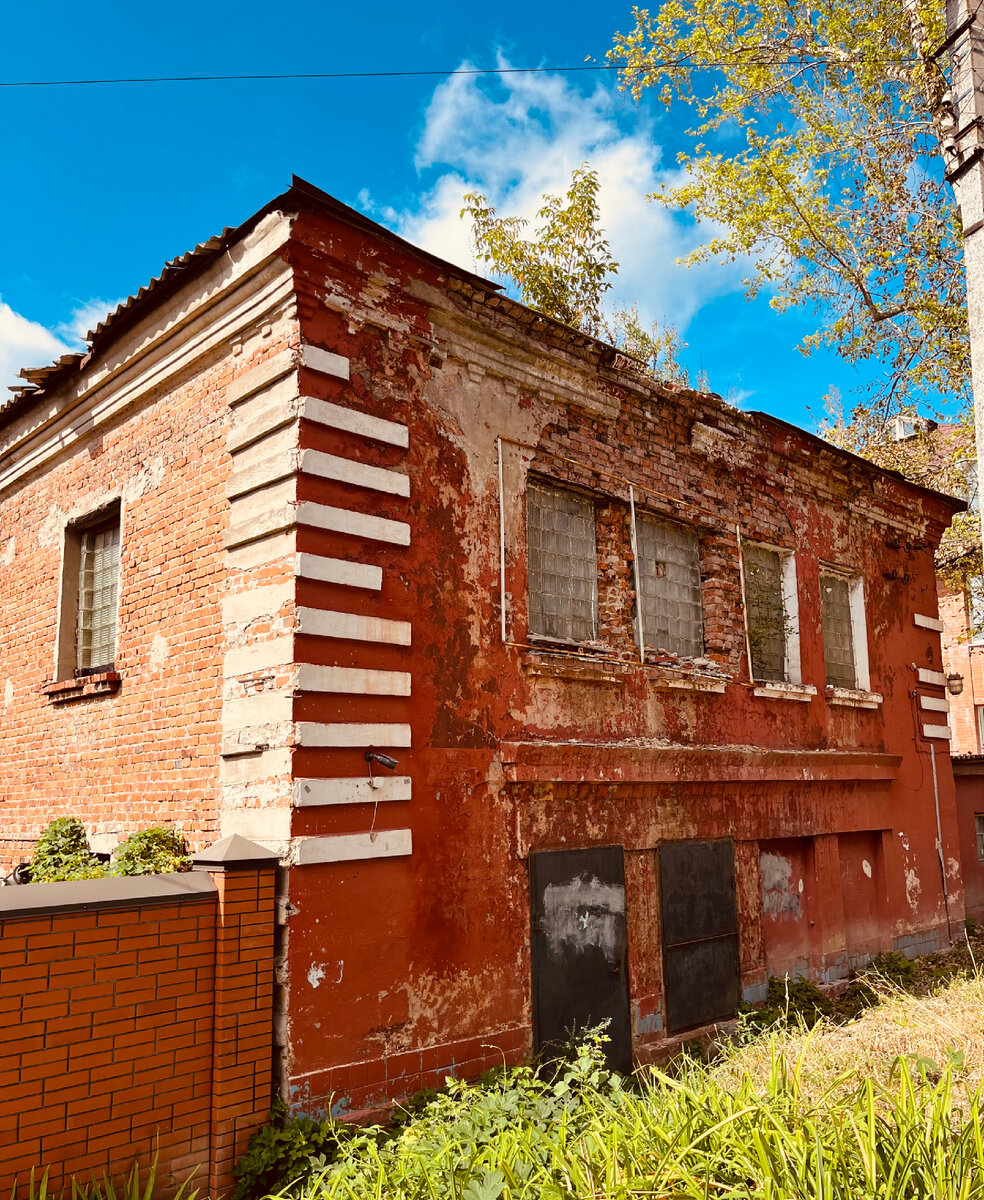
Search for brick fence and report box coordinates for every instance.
[0,835,278,1197]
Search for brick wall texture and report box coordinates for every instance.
[0,861,275,1197]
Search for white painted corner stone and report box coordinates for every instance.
[913,613,944,632]
[301,396,409,448]
[917,668,947,687]
[301,343,350,382]
[295,553,382,590]
[295,501,410,546]
[296,663,411,695]
[295,722,412,748]
[292,775,412,807]
[293,830,413,865]
[300,449,410,497]
[296,606,411,646]
[922,723,952,740]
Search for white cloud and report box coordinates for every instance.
[0,300,70,395]
[365,62,747,334]
[0,297,121,397]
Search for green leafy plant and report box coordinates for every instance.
[28,817,106,883]
[112,826,191,876]
[13,1155,198,1200]
[234,1097,345,1199]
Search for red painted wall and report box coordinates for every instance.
[277,205,966,1114]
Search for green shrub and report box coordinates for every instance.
[868,949,917,987]
[234,1097,344,1199]
[112,825,191,876]
[29,817,106,883]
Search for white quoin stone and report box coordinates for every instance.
[300,449,410,497]
[295,553,382,591]
[296,663,411,695]
[295,722,412,748]
[295,501,410,546]
[296,607,411,646]
[917,668,947,687]
[301,343,350,381]
[913,613,945,632]
[922,723,952,740]
[294,830,412,864]
[292,775,412,807]
[301,395,409,448]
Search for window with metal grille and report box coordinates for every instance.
[743,544,787,681]
[820,572,857,689]
[527,482,597,643]
[76,516,120,672]
[977,814,984,863]
[636,516,703,658]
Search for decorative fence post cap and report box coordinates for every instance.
[192,834,281,870]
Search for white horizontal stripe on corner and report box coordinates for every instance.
[296,553,382,590]
[922,723,952,740]
[301,396,409,448]
[294,830,412,864]
[296,501,410,546]
[917,668,947,687]
[913,613,944,632]
[297,663,410,695]
[301,449,410,497]
[293,775,412,807]
[919,695,950,713]
[301,343,350,381]
[296,722,412,748]
[296,606,411,646]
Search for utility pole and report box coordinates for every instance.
[932,0,984,537]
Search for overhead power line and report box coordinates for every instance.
[0,57,918,90]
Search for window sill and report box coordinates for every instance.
[42,671,122,705]
[825,685,882,710]
[522,650,628,686]
[648,672,727,694]
[752,681,816,702]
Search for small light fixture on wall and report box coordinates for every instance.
[946,672,965,696]
[365,750,399,789]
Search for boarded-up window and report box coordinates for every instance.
[527,482,597,642]
[821,572,856,688]
[636,516,703,658]
[743,544,786,682]
[977,813,984,863]
[77,516,121,671]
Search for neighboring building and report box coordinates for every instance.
[0,177,967,1115]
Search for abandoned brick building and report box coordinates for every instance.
[0,177,968,1114]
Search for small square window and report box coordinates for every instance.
[635,515,703,658]
[527,482,597,643]
[976,814,984,863]
[821,570,865,690]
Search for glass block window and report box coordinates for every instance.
[636,516,703,658]
[743,544,786,682]
[977,813,984,863]
[527,482,597,642]
[820,572,856,689]
[976,706,984,754]
[77,517,121,671]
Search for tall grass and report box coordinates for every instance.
[279,1014,984,1200]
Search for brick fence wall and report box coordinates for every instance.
[0,836,277,1197]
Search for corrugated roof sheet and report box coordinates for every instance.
[3,229,235,415]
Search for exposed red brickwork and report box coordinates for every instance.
[941,582,983,754]
[0,334,293,868]
[0,860,275,1196]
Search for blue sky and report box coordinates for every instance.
[1,0,876,428]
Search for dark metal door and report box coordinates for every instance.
[530,846,631,1072]
[659,839,740,1034]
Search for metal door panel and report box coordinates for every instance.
[530,846,632,1072]
[659,839,740,1034]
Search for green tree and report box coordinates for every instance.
[463,167,700,386]
[462,165,618,337]
[608,0,965,416]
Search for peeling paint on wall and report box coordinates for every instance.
[541,875,625,961]
[760,852,802,919]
